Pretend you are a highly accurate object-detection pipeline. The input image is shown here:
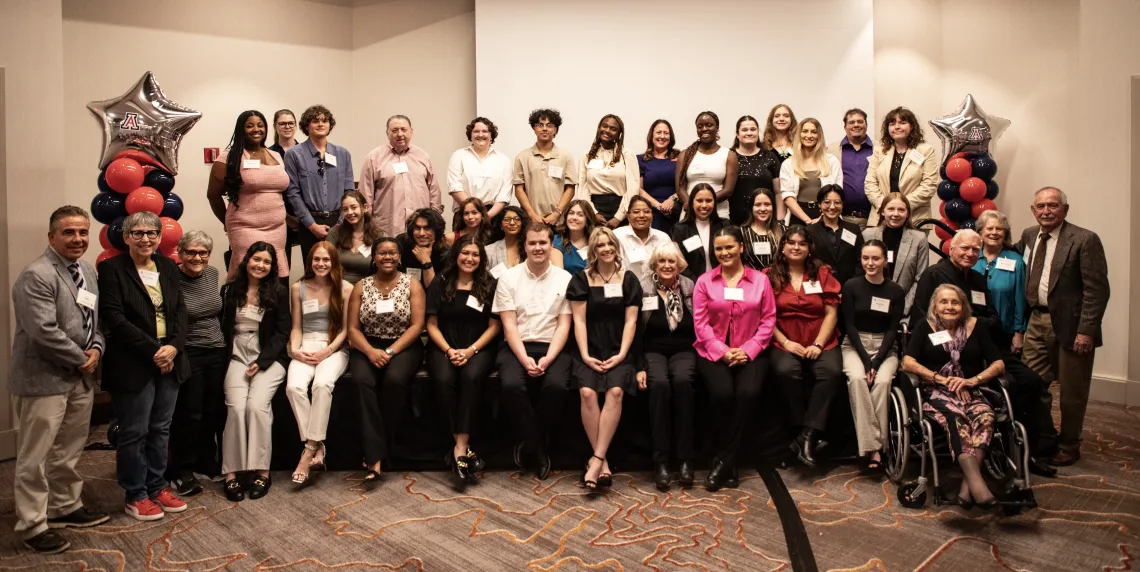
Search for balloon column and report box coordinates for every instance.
[929,94,1010,252]
[87,72,200,264]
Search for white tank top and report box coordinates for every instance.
[686,146,731,219]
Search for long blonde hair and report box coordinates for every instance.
[585,227,623,279]
[791,118,830,179]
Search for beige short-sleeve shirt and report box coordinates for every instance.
[512,144,577,218]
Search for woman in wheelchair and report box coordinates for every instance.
[902,284,1005,509]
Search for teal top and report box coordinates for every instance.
[973,249,1027,334]
[556,234,588,275]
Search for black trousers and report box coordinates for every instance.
[991,331,1058,456]
[346,338,424,464]
[425,344,496,435]
[645,350,697,463]
[297,212,341,271]
[497,343,571,456]
[697,351,769,465]
[167,346,228,478]
[771,347,844,432]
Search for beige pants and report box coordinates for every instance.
[1022,310,1095,451]
[222,332,287,474]
[841,332,898,455]
[286,336,348,443]
[13,382,93,539]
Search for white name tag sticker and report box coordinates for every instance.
[138,269,160,287]
[995,257,1016,272]
[689,164,706,176]
[682,235,703,253]
[870,296,891,313]
[841,229,857,245]
[357,244,371,257]
[242,159,261,169]
[548,165,564,179]
[929,330,953,345]
[754,241,772,256]
[376,299,395,314]
[642,296,659,311]
[803,280,823,295]
[577,247,589,260]
[76,289,98,310]
[626,247,647,264]
[465,295,484,312]
[907,149,925,166]
[392,161,409,174]
[302,299,320,314]
[490,263,507,279]
[604,283,623,298]
[971,290,986,305]
[407,268,423,282]
[724,287,744,301]
[887,251,895,263]
[587,159,604,170]
[241,307,265,322]
[324,153,337,167]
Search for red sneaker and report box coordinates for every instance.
[151,488,188,513]
[124,498,165,521]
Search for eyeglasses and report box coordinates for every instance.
[501,217,522,225]
[374,251,400,259]
[277,121,296,127]
[181,249,210,259]
[129,230,159,239]
[820,200,843,207]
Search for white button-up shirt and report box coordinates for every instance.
[613,226,671,283]
[492,261,572,343]
[447,146,514,210]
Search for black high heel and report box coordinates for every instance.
[598,459,613,489]
[582,455,603,495]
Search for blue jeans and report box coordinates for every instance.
[110,374,180,502]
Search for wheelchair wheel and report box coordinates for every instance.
[897,482,927,508]
[885,387,909,483]
[984,433,1015,486]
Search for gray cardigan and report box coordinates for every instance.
[637,274,695,326]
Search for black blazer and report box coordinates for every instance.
[671,219,724,282]
[97,253,190,392]
[807,219,865,284]
[219,282,291,371]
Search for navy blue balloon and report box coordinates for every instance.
[966,151,988,160]
[970,156,998,181]
[959,218,977,231]
[90,192,127,225]
[144,170,176,196]
[106,217,127,251]
[939,163,947,180]
[97,171,113,194]
[985,179,1000,200]
[161,192,184,220]
[937,180,960,201]
[944,198,972,223]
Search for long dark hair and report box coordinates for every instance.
[642,119,679,161]
[878,106,925,152]
[331,191,378,251]
[743,187,783,242]
[451,197,492,245]
[404,208,447,252]
[301,241,345,340]
[226,241,283,313]
[585,114,626,166]
[490,205,528,263]
[678,111,720,192]
[766,225,823,292]
[223,110,268,207]
[555,199,597,250]
[440,235,494,305]
[683,184,722,224]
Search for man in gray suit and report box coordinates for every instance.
[11,206,110,553]
[1019,187,1110,466]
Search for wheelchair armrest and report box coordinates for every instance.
[903,371,922,388]
[995,373,1012,389]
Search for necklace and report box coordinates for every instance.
[373,274,399,297]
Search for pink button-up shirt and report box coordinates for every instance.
[692,265,777,362]
[358,143,443,237]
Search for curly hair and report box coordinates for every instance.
[678,111,720,191]
[528,108,562,129]
[451,197,492,245]
[223,110,268,207]
[878,107,925,152]
[585,114,626,167]
[299,105,335,137]
[439,235,494,306]
[642,119,679,161]
[490,205,529,264]
[465,117,498,143]
[765,225,824,292]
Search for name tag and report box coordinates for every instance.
[870,296,890,313]
[490,263,507,279]
[626,246,647,264]
[907,149,925,166]
[642,296,659,311]
[302,299,319,314]
[392,161,409,174]
[525,297,547,315]
[753,241,772,256]
[971,290,986,305]
[803,280,823,294]
[995,257,1016,272]
[242,159,261,169]
[841,229,857,245]
[604,283,623,298]
[324,153,337,167]
[240,307,264,322]
[375,299,395,314]
[577,247,589,260]
[682,235,703,253]
[465,295,484,312]
[928,330,953,345]
[587,159,604,170]
[407,268,423,282]
[357,244,371,257]
[76,289,98,310]
[138,269,160,286]
[548,165,564,179]
[724,287,744,301]
[887,251,895,263]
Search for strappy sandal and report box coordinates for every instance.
[598,460,613,489]
[308,442,326,471]
[362,461,381,482]
[294,443,322,484]
[582,455,603,495]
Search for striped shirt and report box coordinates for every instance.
[179,265,225,348]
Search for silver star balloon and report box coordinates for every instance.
[87,71,201,175]
[929,94,1011,165]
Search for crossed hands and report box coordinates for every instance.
[153,345,177,375]
[720,348,750,367]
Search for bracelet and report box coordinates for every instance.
[811,343,823,349]
[470,346,479,355]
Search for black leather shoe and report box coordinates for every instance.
[466,447,485,472]
[950,494,974,510]
[170,473,203,497]
[535,450,552,480]
[223,478,244,502]
[24,530,70,554]
[1028,457,1057,478]
[791,429,818,468]
[513,443,525,469]
[48,507,110,529]
[247,474,271,500]
[725,466,739,489]
[975,497,999,509]
[654,463,671,491]
[678,461,695,489]
[705,461,731,492]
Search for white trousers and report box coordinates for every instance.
[285,337,348,443]
[841,332,898,455]
[222,332,287,474]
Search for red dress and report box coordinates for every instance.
[764,265,841,352]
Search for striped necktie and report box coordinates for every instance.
[68,263,94,348]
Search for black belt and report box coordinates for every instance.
[310,210,338,218]
[845,210,869,219]
[1031,306,1049,314]
[799,201,818,208]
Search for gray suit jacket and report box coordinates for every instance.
[10,247,104,396]
[1018,221,1109,349]
[862,226,929,316]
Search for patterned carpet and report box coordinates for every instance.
[0,396,1137,571]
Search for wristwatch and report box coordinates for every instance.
[811,343,823,349]
[421,262,433,270]
[384,347,393,355]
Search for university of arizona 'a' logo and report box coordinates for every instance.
[120,112,141,130]
[968,127,983,141]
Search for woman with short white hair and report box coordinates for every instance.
[972,209,1027,354]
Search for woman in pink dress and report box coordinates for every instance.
[207,110,290,280]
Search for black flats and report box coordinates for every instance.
[247,474,271,499]
[224,478,244,502]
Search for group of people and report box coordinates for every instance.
[10,103,1109,555]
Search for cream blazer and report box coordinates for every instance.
[863,142,938,227]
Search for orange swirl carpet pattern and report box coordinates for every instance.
[1,397,1138,571]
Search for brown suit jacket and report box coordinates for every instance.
[1018,221,1109,349]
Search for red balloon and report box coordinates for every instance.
[99,225,112,250]
[941,241,952,256]
[113,149,164,171]
[125,187,165,215]
[945,158,973,183]
[959,177,988,202]
[96,248,122,265]
[952,152,968,160]
[939,201,948,219]
[161,244,180,262]
[935,217,959,243]
[159,217,183,251]
[970,198,998,219]
[105,158,145,194]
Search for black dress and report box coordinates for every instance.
[731,151,780,225]
[565,270,643,393]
